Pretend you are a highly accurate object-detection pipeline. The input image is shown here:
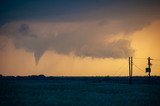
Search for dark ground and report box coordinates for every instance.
[0,76,160,106]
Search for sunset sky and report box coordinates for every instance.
[0,0,160,76]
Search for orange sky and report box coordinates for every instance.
[0,1,160,76]
[0,20,160,76]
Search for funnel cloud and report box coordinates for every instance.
[0,21,135,64]
[0,0,160,64]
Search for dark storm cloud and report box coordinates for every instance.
[18,24,36,38]
[0,0,160,64]
[0,21,134,64]
[0,0,109,24]
[19,24,29,34]
[0,0,160,23]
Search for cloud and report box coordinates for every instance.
[0,21,135,64]
[0,0,160,64]
[0,0,160,24]
[18,24,30,34]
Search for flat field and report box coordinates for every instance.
[0,77,160,106]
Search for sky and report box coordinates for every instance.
[0,0,160,76]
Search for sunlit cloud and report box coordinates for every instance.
[0,21,136,64]
[0,0,160,75]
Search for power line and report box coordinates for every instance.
[113,61,127,76]
[134,57,160,61]
[133,58,146,60]
[113,57,159,77]
[118,64,128,76]
[152,59,160,61]
[133,63,145,73]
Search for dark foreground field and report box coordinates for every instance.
[0,76,160,106]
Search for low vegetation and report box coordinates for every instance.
[0,76,160,106]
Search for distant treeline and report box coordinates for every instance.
[0,74,160,84]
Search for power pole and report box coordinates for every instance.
[129,57,130,79]
[129,57,133,84]
[131,57,133,78]
[147,57,151,81]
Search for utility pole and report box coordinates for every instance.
[147,57,151,81]
[129,57,130,79]
[145,57,152,81]
[129,57,133,84]
[131,57,133,77]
